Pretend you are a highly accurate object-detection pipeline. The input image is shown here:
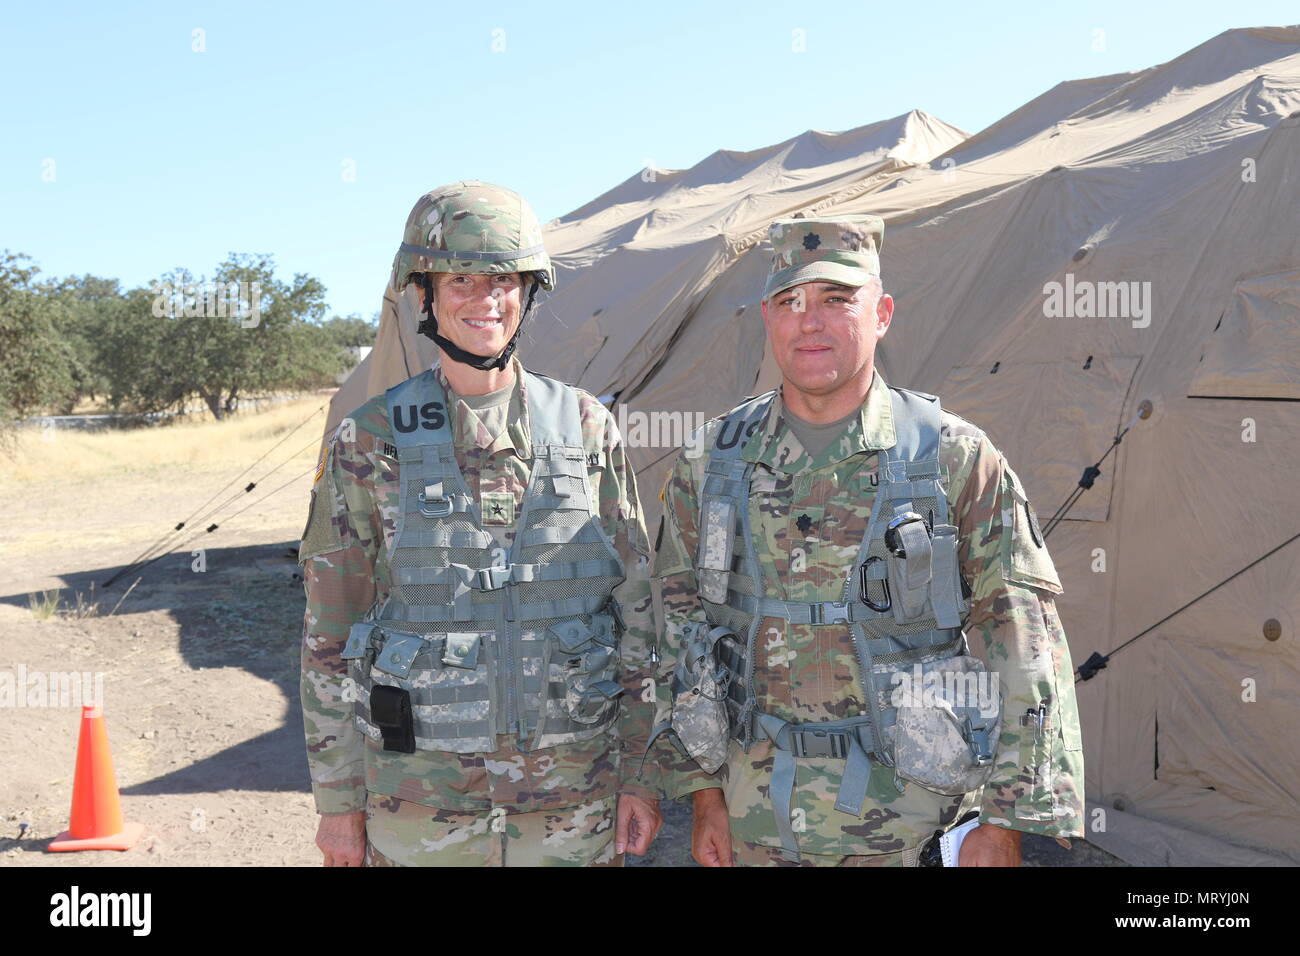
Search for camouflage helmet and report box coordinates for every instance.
[390,180,555,294]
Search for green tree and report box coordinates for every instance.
[42,273,124,413]
[319,313,378,350]
[0,251,74,433]
[134,253,344,419]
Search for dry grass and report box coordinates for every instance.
[0,394,332,486]
[27,589,61,619]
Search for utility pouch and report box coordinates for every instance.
[696,498,737,604]
[884,512,933,623]
[891,654,1002,795]
[341,622,377,664]
[551,614,622,725]
[372,631,427,678]
[441,633,481,669]
[369,685,416,754]
[572,680,624,723]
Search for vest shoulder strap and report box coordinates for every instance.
[710,390,778,465]
[385,369,452,449]
[883,386,942,465]
[523,371,584,450]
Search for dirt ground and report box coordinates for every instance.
[0,396,1124,868]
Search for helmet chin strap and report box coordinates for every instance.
[417,272,540,372]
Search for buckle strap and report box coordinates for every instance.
[439,559,623,591]
[791,726,851,759]
[416,491,474,518]
[507,559,623,583]
[449,563,512,591]
[754,712,878,862]
[754,597,886,625]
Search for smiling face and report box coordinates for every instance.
[761,278,893,401]
[426,272,524,357]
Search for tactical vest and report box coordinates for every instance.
[674,385,1003,860]
[341,369,627,755]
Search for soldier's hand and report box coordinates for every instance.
[316,811,367,867]
[691,788,733,867]
[957,823,1021,866]
[616,793,663,856]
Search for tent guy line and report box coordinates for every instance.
[102,402,326,588]
[105,462,321,585]
[1075,529,1300,684]
[1041,400,1153,539]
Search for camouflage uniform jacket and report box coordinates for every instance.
[651,368,1085,855]
[299,358,660,815]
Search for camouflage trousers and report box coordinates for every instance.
[362,791,623,867]
[733,841,921,867]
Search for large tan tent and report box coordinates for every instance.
[328,25,1300,866]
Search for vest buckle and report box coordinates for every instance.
[790,727,850,760]
[417,492,453,517]
[964,716,995,765]
[809,601,851,626]
[474,565,512,590]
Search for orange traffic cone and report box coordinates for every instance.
[48,704,143,852]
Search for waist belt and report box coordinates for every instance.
[754,712,879,863]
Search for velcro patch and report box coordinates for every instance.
[481,491,515,525]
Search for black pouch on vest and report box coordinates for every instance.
[370,685,416,753]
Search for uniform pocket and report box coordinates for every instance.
[890,655,1002,795]
[1013,713,1058,822]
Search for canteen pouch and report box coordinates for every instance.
[669,622,735,773]
[551,613,623,725]
[696,498,737,604]
[889,654,1002,795]
[370,685,416,754]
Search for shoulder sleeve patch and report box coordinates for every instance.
[298,445,345,564]
[1000,463,1063,594]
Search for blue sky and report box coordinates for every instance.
[3,1,1295,318]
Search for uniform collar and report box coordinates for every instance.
[435,356,532,457]
[747,367,895,473]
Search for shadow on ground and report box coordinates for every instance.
[2,541,312,797]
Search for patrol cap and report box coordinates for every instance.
[763,214,884,301]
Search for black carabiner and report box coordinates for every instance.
[859,556,892,612]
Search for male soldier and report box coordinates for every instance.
[299,181,662,866]
[651,215,1084,866]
